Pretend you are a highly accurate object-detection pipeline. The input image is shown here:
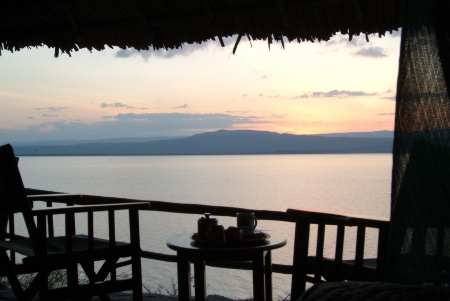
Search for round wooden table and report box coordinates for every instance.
[167,233,287,301]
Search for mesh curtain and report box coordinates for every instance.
[385,0,450,286]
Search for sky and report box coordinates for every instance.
[0,30,401,143]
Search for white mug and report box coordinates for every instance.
[236,212,257,234]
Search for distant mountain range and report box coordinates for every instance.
[9,136,186,146]
[316,130,394,138]
[10,130,394,155]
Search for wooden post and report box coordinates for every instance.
[290,217,310,301]
[129,208,143,301]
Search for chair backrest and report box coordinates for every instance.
[288,207,389,300]
[385,140,450,286]
[0,144,39,246]
[0,144,31,214]
[0,155,20,241]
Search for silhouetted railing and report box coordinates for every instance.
[22,188,295,275]
[8,188,388,286]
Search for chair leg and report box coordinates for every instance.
[0,249,24,300]
[80,260,108,301]
[67,260,79,291]
[96,257,119,282]
[38,269,49,300]
[80,260,96,284]
[132,253,143,301]
[83,257,120,301]
[23,274,42,301]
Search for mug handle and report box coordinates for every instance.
[251,216,258,230]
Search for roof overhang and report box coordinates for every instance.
[1,0,402,57]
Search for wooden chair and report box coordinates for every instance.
[290,140,450,300]
[289,140,450,301]
[287,208,390,301]
[0,144,150,301]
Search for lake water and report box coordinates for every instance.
[17,154,392,299]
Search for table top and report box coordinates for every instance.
[167,232,287,252]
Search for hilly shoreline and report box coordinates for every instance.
[11,130,394,156]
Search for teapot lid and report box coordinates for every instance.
[199,213,217,221]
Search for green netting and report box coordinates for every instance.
[386,0,450,286]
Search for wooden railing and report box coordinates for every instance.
[22,188,296,276]
[7,188,389,293]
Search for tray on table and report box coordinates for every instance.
[191,231,270,247]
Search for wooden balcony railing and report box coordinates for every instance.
[20,188,296,276]
[3,187,389,291]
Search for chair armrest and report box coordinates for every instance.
[27,194,82,203]
[287,208,389,228]
[30,202,150,217]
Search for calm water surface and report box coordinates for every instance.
[17,154,392,299]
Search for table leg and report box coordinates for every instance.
[265,250,273,301]
[253,250,267,301]
[194,260,206,301]
[177,253,191,301]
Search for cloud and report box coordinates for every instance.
[34,106,68,111]
[42,114,58,117]
[354,47,387,58]
[324,40,338,47]
[27,117,36,119]
[379,90,396,100]
[380,96,396,100]
[225,111,249,114]
[330,35,369,48]
[116,44,209,60]
[292,94,309,99]
[312,90,378,98]
[100,102,146,109]
[270,114,285,118]
[0,113,273,142]
[174,104,188,108]
[114,36,240,60]
[317,35,365,56]
[258,94,263,97]
[262,75,267,79]
[319,32,401,58]
[339,37,360,48]
[377,113,395,115]
[268,95,281,98]
[243,94,248,97]
[112,113,265,123]
[116,42,209,60]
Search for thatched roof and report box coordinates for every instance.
[1,0,402,57]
